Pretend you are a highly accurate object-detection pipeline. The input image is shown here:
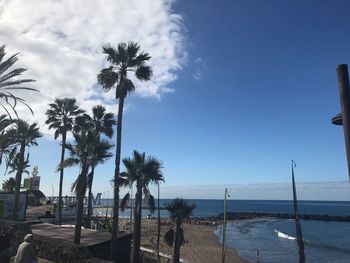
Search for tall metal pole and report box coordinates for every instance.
[336,64,350,180]
[157,182,160,262]
[222,188,228,263]
[292,160,305,263]
[105,191,109,220]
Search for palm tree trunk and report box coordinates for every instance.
[58,132,66,225]
[12,143,25,220]
[74,165,88,244]
[132,185,142,263]
[130,183,133,233]
[110,96,124,262]
[87,165,95,228]
[173,220,181,263]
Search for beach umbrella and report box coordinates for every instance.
[292,160,305,263]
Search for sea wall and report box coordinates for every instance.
[218,212,350,222]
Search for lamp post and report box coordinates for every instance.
[332,64,350,180]
[105,191,109,220]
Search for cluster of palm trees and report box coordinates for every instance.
[0,45,42,220]
[46,99,116,243]
[0,42,196,263]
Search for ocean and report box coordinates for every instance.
[94,199,350,262]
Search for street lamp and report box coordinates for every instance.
[332,64,350,180]
[105,191,109,220]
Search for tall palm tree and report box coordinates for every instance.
[164,198,196,263]
[2,177,16,192]
[120,150,163,263]
[45,98,84,225]
[76,105,115,227]
[62,130,113,244]
[6,119,41,219]
[97,41,152,261]
[0,45,38,117]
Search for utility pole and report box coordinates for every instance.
[333,64,350,180]
[292,160,305,263]
[222,188,230,263]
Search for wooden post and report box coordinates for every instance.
[337,64,350,180]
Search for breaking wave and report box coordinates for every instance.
[274,229,296,240]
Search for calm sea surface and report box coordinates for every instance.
[95,199,350,262]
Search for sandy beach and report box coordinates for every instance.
[27,206,248,262]
[133,218,248,263]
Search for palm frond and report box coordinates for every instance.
[148,194,155,213]
[97,67,119,92]
[164,228,174,247]
[136,65,152,81]
[0,46,38,117]
[120,192,130,212]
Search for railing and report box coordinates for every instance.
[140,247,186,263]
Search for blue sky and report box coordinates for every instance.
[2,0,350,200]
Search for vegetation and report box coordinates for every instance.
[164,198,196,263]
[8,152,30,176]
[97,41,152,261]
[6,119,41,219]
[2,177,16,192]
[75,105,115,227]
[0,114,14,168]
[62,126,113,244]
[120,150,163,263]
[45,98,84,225]
[0,45,38,117]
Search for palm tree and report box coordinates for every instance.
[76,105,115,227]
[120,150,163,263]
[2,177,16,192]
[0,45,38,117]
[62,130,113,244]
[6,119,41,219]
[97,41,152,261]
[164,198,196,263]
[45,98,84,225]
[8,152,30,176]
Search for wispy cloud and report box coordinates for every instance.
[155,181,350,201]
[192,57,206,81]
[0,0,187,134]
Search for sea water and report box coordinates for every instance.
[215,219,350,263]
[95,199,350,262]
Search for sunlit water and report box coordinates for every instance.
[94,199,350,262]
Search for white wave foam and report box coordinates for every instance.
[274,229,296,240]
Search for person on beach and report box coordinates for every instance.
[14,234,38,263]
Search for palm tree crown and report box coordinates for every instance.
[2,177,16,193]
[6,119,42,147]
[97,41,152,99]
[0,45,38,117]
[75,105,115,138]
[46,98,85,139]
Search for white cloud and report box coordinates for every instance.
[0,0,186,134]
[192,56,206,81]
